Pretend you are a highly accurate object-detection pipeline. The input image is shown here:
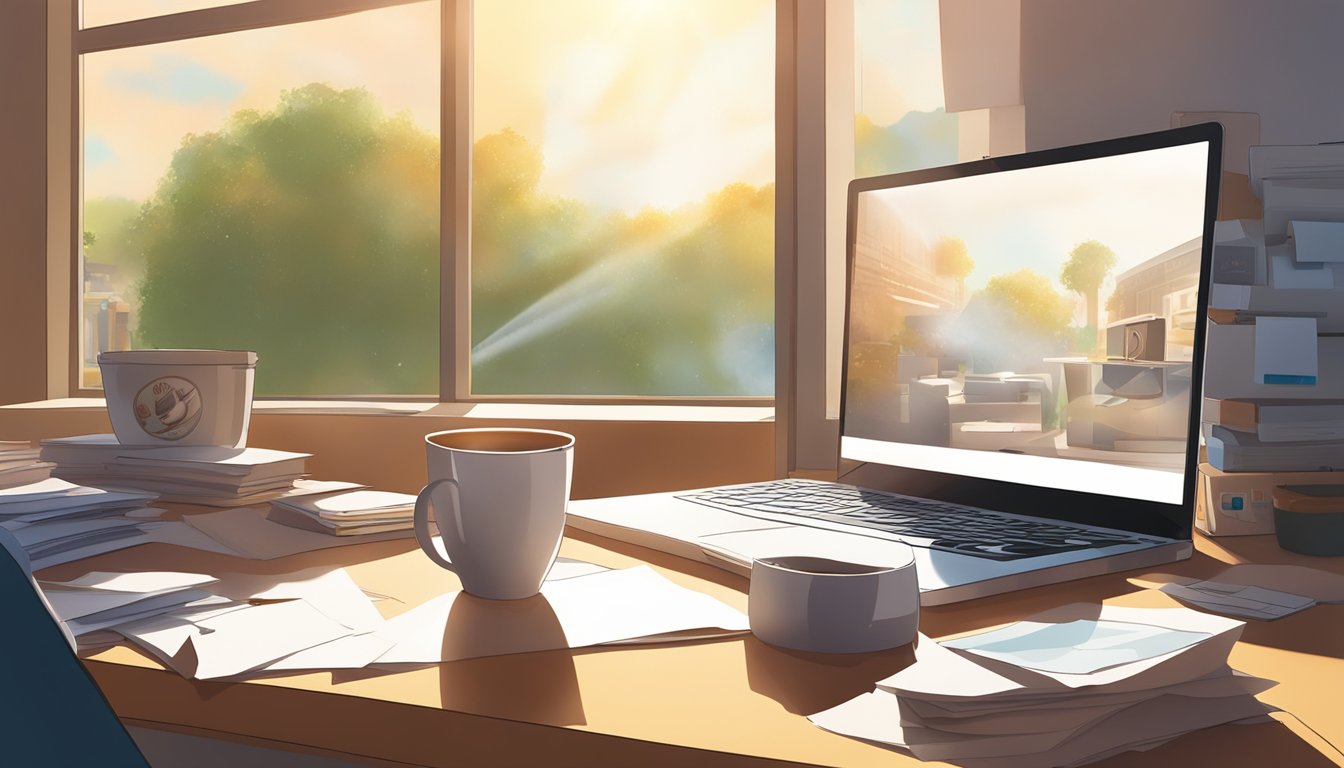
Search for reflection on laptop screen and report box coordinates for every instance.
[843,136,1215,506]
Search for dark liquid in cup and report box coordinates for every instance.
[430,430,572,453]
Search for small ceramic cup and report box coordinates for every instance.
[748,549,919,653]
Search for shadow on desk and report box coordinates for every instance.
[744,637,915,716]
[1092,720,1338,768]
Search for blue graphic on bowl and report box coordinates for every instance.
[133,376,203,441]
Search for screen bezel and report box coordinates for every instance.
[837,123,1223,540]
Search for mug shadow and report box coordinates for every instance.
[744,633,916,716]
[436,592,587,727]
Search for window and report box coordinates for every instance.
[470,1,775,397]
[74,0,776,400]
[78,2,440,397]
[853,0,958,177]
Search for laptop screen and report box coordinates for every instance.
[839,125,1222,540]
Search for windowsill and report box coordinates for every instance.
[2,398,774,423]
[0,398,777,497]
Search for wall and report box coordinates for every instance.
[1021,0,1344,151]
[0,0,49,405]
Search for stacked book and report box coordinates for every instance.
[42,435,311,506]
[0,477,160,570]
[0,440,54,489]
[1203,398,1344,473]
[267,490,418,536]
[809,604,1275,768]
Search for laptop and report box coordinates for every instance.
[568,124,1223,605]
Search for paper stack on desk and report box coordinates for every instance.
[43,435,312,506]
[809,604,1276,768]
[0,440,54,489]
[0,478,163,569]
[267,489,417,536]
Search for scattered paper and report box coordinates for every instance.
[264,633,396,672]
[113,599,251,665]
[183,507,417,559]
[1206,564,1344,603]
[28,527,159,571]
[176,599,353,679]
[942,619,1210,676]
[883,605,1244,697]
[1160,580,1315,620]
[64,588,216,636]
[231,568,383,632]
[373,566,747,665]
[40,571,218,626]
[43,570,217,593]
[139,520,245,556]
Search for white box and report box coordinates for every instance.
[98,350,258,448]
[1204,321,1344,400]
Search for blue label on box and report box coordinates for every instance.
[1262,374,1318,386]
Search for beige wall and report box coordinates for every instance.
[1021,0,1344,151]
[0,0,49,405]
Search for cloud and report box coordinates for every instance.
[106,53,244,104]
[84,135,115,168]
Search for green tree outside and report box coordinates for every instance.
[133,84,440,395]
[103,82,773,397]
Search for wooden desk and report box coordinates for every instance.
[38,515,1344,768]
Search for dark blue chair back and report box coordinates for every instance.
[0,527,150,766]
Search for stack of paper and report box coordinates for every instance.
[0,478,163,569]
[39,433,157,472]
[0,440,54,489]
[45,437,313,506]
[810,604,1276,768]
[38,571,220,637]
[267,489,417,536]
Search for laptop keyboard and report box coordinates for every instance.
[677,480,1153,561]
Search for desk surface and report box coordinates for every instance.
[37,511,1344,768]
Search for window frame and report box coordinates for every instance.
[63,0,792,410]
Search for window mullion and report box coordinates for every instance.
[441,0,470,402]
[76,0,429,53]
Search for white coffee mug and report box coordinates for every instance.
[748,550,919,653]
[414,428,575,600]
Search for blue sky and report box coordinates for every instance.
[106,54,243,104]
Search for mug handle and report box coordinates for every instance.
[414,477,460,571]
